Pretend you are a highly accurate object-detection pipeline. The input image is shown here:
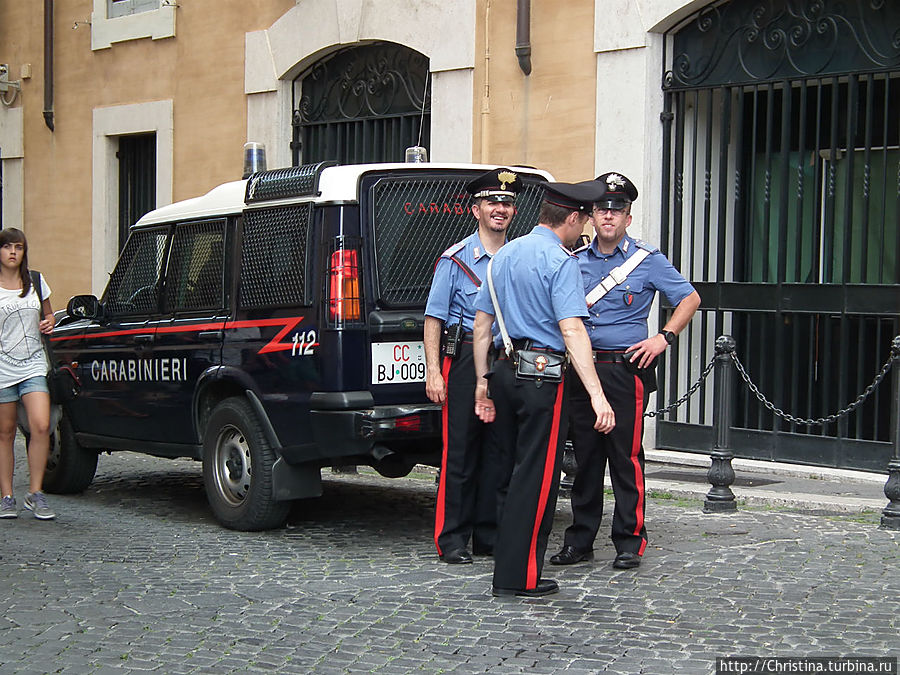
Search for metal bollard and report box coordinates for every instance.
[880,336,900,530]
[705,335,738,513]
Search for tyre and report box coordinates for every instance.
[202,397,290,531]
[42,413,99,494]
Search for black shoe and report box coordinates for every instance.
[440,548,473,564]
[472,546,494,557]
[613,552,642,569]
[492,578,559,598]
[549,545,594,565]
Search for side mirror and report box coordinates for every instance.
[67,295,103,320]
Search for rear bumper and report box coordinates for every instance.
[309,402,442,453]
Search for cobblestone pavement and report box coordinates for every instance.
[0,444,897,674]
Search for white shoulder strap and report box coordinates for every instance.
[486,258,514,358]
[584,248,650,308]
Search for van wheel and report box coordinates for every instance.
[202,397,290,531]
[43,414,99,494]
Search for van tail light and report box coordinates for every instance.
[328,248,362,324]
[393,415,421,432]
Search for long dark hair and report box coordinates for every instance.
[0,228,32,297]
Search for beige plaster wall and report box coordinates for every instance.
[0,0,293,301]
[473,0,597,183]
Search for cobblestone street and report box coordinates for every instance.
[0,445,897,674]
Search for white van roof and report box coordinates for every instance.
[135,163,553,227]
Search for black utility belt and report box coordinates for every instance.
[592,350,630,364]
[593,349,657,376]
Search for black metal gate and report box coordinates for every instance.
[291,42,431,166]
[658,0,900,471]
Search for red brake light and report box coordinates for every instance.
[394,415,421,432]
[329,249,361,323]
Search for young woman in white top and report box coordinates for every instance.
[0,228,56,520]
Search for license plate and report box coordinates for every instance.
[371,341,426,384]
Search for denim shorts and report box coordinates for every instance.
[0,375,49,404]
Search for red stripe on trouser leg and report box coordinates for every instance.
[526,377,566,589]
[433,355,453,556]
[631,374,647,556]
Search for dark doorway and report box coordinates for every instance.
[118,133,156,251]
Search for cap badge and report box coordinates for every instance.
[606,173,626,190]
[535,354,548,372]
[497,170,517,190]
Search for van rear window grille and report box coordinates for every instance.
[240,204,312,308]
[370,175,546,307]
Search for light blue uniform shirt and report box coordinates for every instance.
[576,234,695,350]
[474,226,588,352]
[425,231,496,332]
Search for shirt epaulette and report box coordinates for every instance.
[558,243,576,257]
[632,239,658,254]
[572,242,591,255]
[440,240,467,259]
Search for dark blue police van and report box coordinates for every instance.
[46,161,551,530]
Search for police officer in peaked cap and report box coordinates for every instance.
[424,167,522,565]
[471,179,616,598]
[550,171,700,570]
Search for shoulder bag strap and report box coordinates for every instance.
[30,270,58,367]
[486,258,514,358]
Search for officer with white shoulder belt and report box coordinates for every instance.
[550,172,700,570]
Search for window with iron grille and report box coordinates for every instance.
[103,227,168,316]
[164,220,226,313]
[292,42,431,165]
[368,173,547,308]
[659,0,900,469]
[239,204,312,309]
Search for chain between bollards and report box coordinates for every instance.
[703,334,900,524]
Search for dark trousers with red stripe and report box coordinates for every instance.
[564,362,649,556]
[434,342,501,556]
[489,359,569,591]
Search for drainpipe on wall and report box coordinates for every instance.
[43,0,54,131]
[515,0,532,76]
[480,0,492,163]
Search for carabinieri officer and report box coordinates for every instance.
[424,168,522,565]
[471,180,616,598]
[550,172,700,570]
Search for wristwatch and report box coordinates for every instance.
[659,330,676,345]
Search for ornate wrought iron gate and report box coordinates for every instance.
[658,0,900,471]
[292,42,431,166]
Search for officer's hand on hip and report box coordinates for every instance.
[626,333,668,369]
[590,393,616,434]
[474,381,495,423]
[426,370,447,404]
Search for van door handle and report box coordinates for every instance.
[133,334,155,344]
[198,331,224,340]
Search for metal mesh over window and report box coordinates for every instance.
[164,220,225,312]
[240,204,312,308]
[370,174,546,307]
[103,228,168,315]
